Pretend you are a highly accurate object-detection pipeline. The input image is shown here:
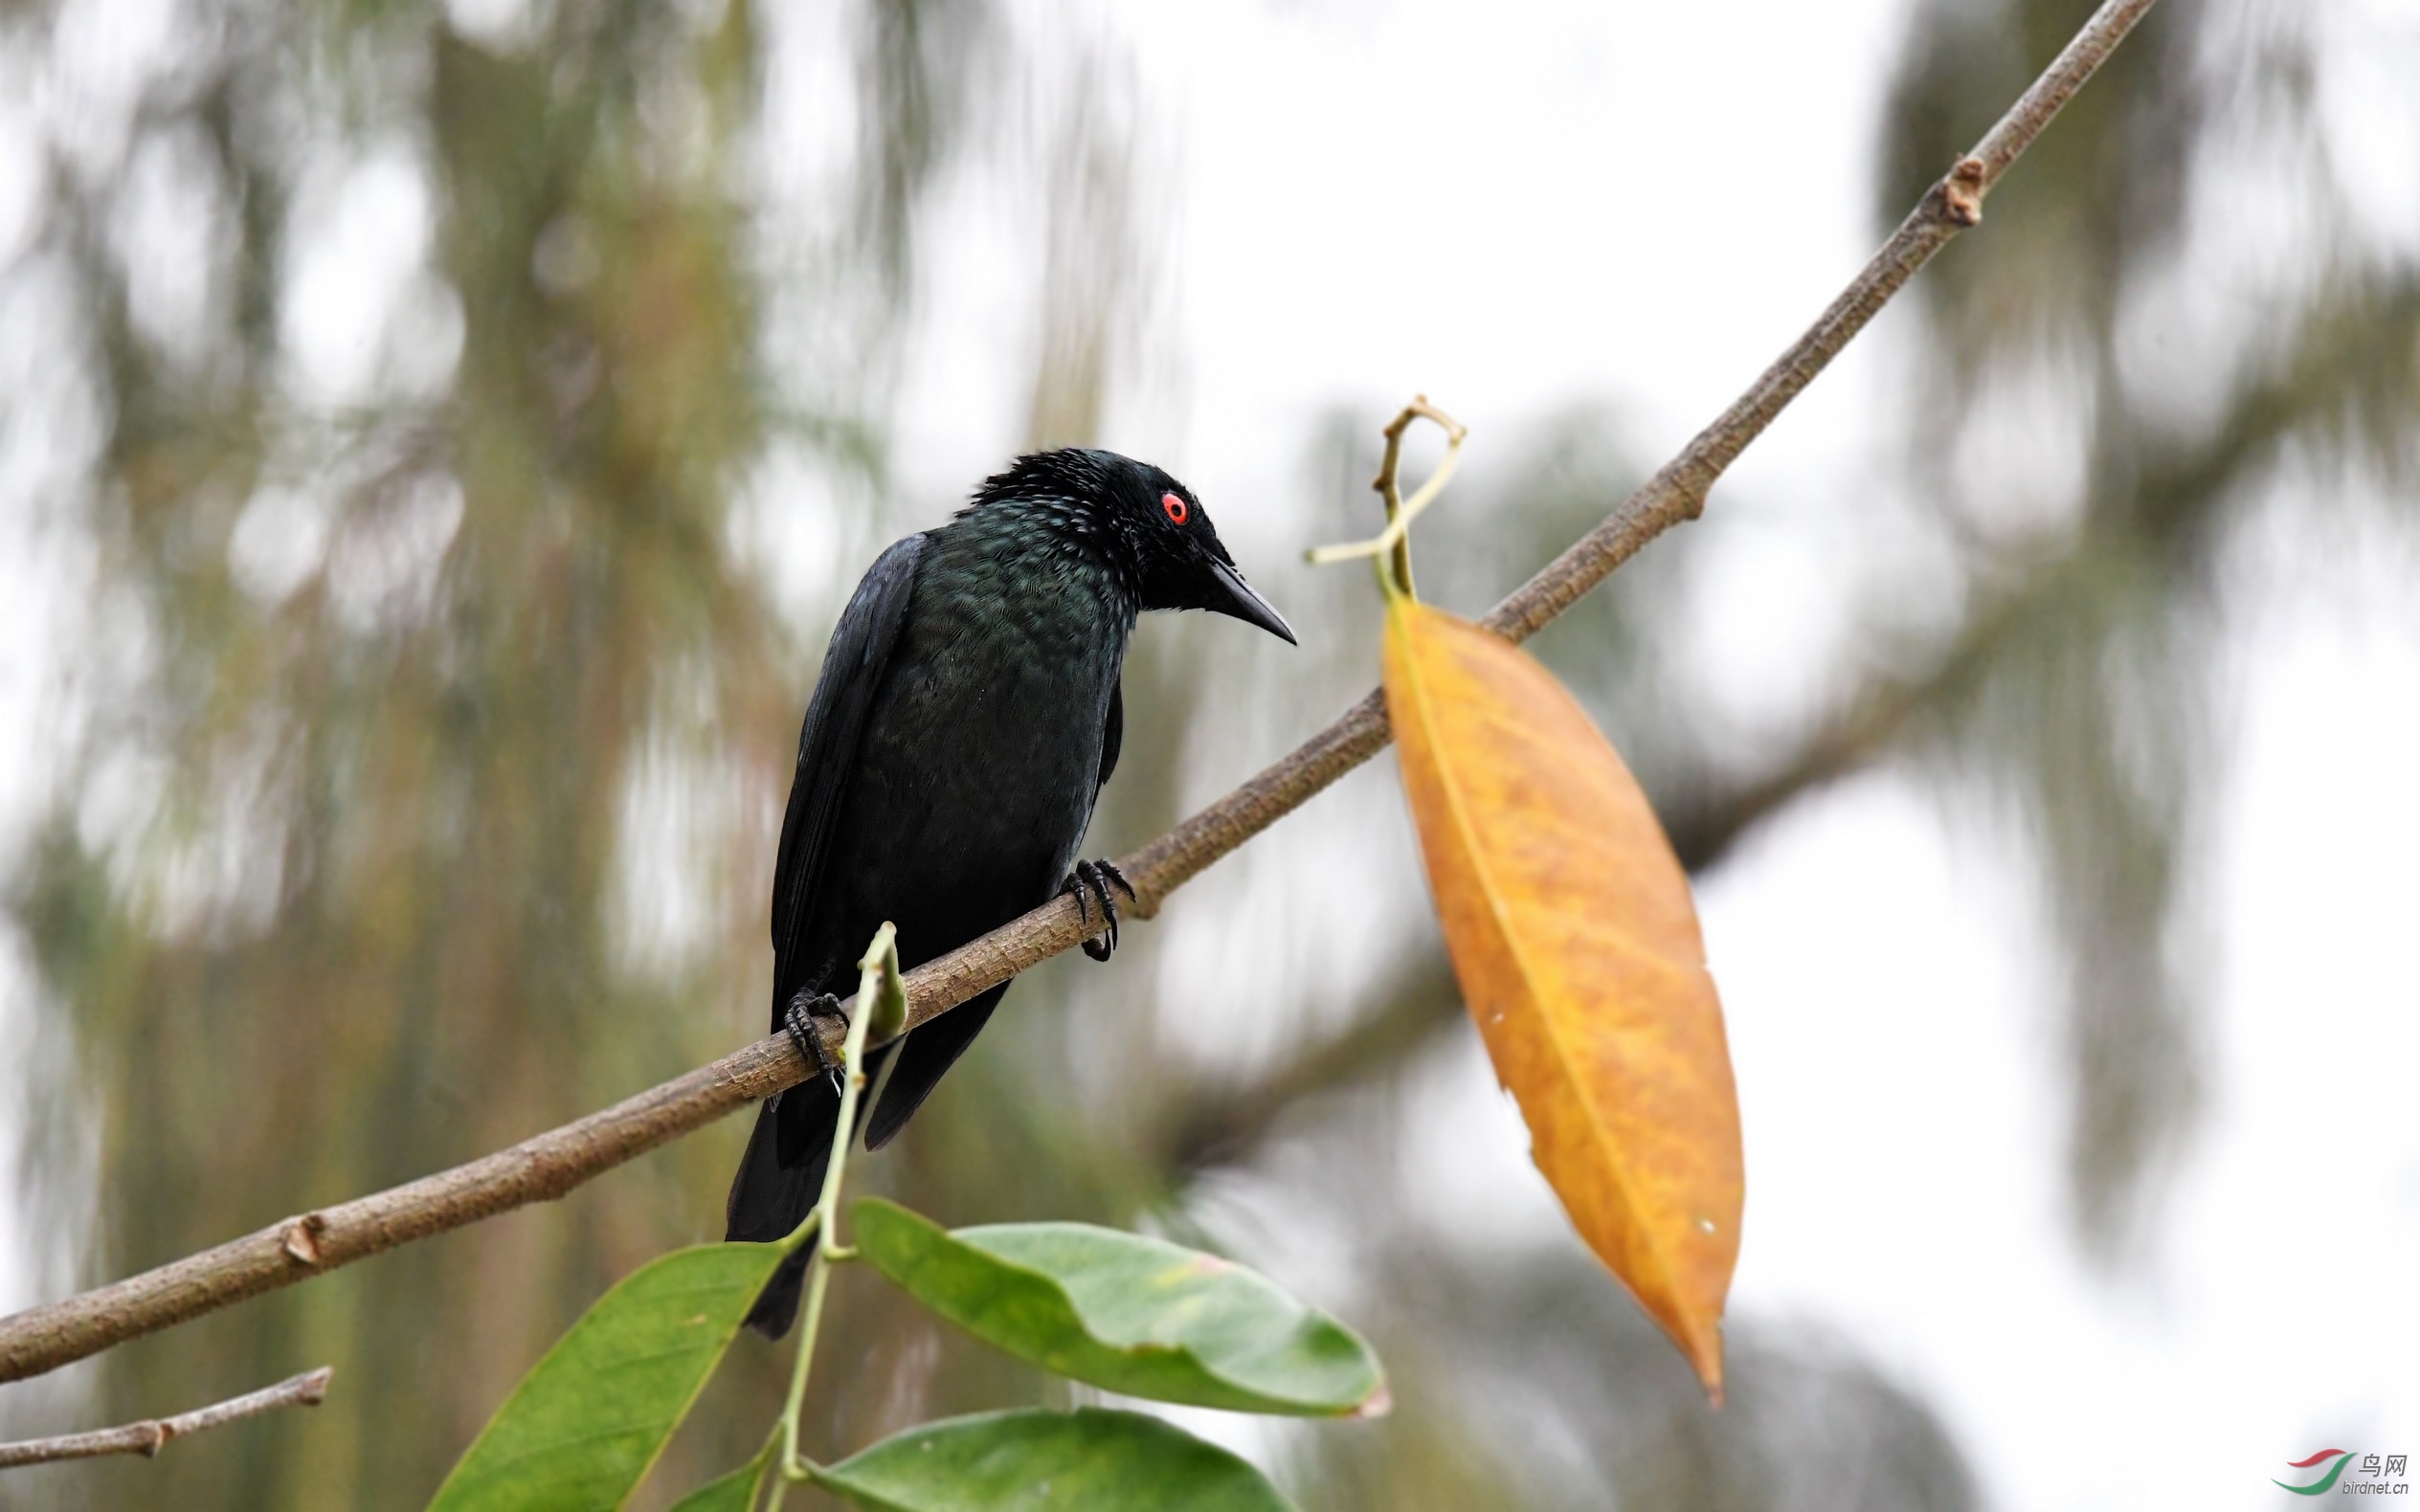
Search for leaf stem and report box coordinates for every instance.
[1306,396,1468,601]
[768,923,899,1506]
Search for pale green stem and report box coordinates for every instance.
[766,923,899,1508]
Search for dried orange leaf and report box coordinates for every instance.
[1382,598,1742,1401]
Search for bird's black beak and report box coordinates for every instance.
[1204,557,1297,644]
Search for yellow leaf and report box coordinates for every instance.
[1383,598,1743,1402]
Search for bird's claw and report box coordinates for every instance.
[783,991,849,1094]
[1061,858,1136,962]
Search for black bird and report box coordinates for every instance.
[726,448,1295,1336]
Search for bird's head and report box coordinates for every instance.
[970,449,1296,644]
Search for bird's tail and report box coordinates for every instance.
[725,1078,840,1338]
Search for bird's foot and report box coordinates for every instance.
[1060,858,1137,962]
[783,991,849,1094]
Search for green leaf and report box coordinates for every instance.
[815,1408,1297,1512]
[853,1200,1384,1416]
[665,1456,768,1512]
[426,1241,788,1512]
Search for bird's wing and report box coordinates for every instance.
[1096,678,1124,795]
[767,533,926,1026]
[863,980,1010,1150]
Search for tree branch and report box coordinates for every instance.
[0,1367,331,1470]
[1154,948,1467,1175]
[1660,667,1937,875]
[0,0,2159,1389]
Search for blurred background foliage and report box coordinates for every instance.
[0,0,2409,1507]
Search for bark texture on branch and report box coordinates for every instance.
[0,0,2159,1389]
[0,1367,331,1469]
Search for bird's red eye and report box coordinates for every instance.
[1161,492,1189,524]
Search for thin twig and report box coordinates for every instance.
[0,0,2160,1389]
[1306,395,1470,583]
[0,1367,332,1469]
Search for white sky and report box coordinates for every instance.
[4,0,2417,1505]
